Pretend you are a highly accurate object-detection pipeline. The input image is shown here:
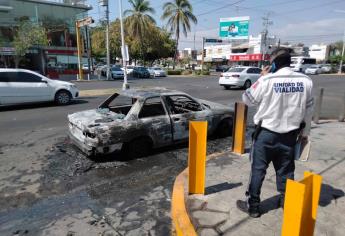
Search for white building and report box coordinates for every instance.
[308,44,330,62]
[200,34,276,66]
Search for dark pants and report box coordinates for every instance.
[246,128,298,208]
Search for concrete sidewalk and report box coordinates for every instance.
[185,121,345,236]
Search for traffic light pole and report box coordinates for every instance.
[76,21,83,80]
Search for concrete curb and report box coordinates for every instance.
[171,151,230,236]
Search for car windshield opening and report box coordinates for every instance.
[98,94,136,116]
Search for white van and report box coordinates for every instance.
[290,57,316,73]
[0,68,79,106]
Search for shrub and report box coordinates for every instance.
[182,70,192,75]
[167,70,182,75]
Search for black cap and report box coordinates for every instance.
[270,48,291,70]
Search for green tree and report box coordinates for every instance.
[13,21,48,68]
[91,20,122,61]
[162,0,197,69]
[124,0,155,61]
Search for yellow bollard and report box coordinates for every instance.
[282,171,322,236]
[188,121,207,195]
[231,102,248,154]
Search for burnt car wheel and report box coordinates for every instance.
[55,90,71,105]
[216,118,233,138]
[123,137,152,159]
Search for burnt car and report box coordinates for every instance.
[68,88,234,158]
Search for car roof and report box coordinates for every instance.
[119,87,188,99]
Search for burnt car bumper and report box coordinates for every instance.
[68,128,123,156]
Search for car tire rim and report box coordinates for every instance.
[245,81,251,88]
[58,92,70,104]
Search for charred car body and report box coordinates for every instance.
[68,88,234,158]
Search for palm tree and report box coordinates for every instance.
[124,0,155,61]
[162,0,197,69]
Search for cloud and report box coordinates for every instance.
[271,18,345,45]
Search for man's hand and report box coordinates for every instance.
[261,65,271,76]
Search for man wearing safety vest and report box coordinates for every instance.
[237,48,314,218]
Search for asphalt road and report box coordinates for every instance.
[0,74,344,235]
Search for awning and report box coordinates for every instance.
[230,54,270,61]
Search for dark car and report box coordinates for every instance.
[68,88,234,158]
[216,65,230,72]
[132,67,151,78]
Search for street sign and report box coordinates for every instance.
[219,16,250,40]
[77,17,94,27]
[121,44,129,62]
[205,38,222,43]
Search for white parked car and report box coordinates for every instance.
[0,68,79,106]
[305,65,322,75]
[148,67,166,77]
[121,65,134,75]
[111,67,124,79]
[218,66,262,89]
[320,64,332,73]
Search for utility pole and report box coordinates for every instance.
[201,37,205,70]
[99,0,110,80]
[76,21,83,80]
[338,29,345,74]
[261,12,273,67]
[334,10,345,74]
[119,0,129,90]
[105,2,110,80]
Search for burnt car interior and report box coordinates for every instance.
[165,95,203,114]
[138,97,166,118]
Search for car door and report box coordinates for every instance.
[163,95,213,142]
[8,71,51,103]
[246,68,257,83]
[0,71,12,105]
[138,96,173,147]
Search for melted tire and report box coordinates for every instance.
[216,119,233,138]
[123,137,151,159]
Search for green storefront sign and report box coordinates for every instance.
[219,16,250,40]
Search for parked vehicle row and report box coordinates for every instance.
[97,65,166,79]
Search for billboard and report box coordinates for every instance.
[219,16,249,40]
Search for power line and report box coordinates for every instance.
[196,0,245,17]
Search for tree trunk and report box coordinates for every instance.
[173,38,179,70]
[14,56,20,68]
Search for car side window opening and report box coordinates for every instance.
[165,95,203,114]
[0,72,14,82]
[139,97,166,118]
[247,68,255,74]
[14,72,43,83]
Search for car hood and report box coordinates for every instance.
[68,109,126,129]
[48,79,75,87]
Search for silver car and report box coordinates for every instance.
[68,88,233,158]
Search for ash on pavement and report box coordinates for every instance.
[0,135,233,236]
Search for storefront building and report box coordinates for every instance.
[0,0,91,77]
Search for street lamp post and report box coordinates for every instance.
[99,0,110,80]
[334,10,345,74]
[119,0,129,90]
[339,30,345,74]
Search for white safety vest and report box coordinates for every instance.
[242,67,314,135]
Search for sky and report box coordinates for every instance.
[86,0,345,49]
